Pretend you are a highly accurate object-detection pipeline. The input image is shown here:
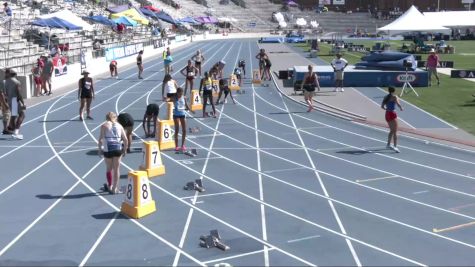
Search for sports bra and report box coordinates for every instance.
[203,77,213,90]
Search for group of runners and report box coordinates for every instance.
[93,47,247,194]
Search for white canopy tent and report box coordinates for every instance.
[296,18,307,27]
[377,5,450,35]
[423,11,475,27]
[40,10,94,31]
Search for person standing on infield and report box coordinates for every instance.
[331,53,348,92]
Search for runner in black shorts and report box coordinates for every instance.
[137,50,143,79]
[78,70,94,121]
[143,103,159,138]
[199,72,216,118]
[117,112,134,153]
[191,50,204,77]
[216,78,235,104]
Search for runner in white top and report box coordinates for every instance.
[161,74,179,101]
[330,53,348,92]
[98,112,128,194]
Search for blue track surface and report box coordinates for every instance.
[1,39,475,266]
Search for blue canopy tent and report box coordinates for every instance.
[178,17,199,25]
[139,7,159,20]
[31,17,83,30]
[113,16,138,27]
[82,15,115,27]
[155,11,177,25]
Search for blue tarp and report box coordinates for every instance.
[178,17,199,25]
[113,16,138,27]
[155,11,176,25]
[31,17,82,30]
[82,15,115,26]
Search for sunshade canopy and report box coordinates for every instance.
[377,5,450,34]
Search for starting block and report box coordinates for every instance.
[184,148,197,157]
[189,126,201,134]
[158,120,175,150]
[190,90,203,112]
[121,170,156,219]
[139,141,165,178]
[184,179,205,192]
[167,102,174,126]
[252,69,261,84]
[199,230,230,251]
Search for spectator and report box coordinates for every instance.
[4,69,26,140]
[0,80,11,134]
[31,58,43,96]
[426,49,440,86]
[2,2,12,24]
[93,40,101,50]
[41,55,54,95]
[331,53,348,92]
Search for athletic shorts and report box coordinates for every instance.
[203,90,213,96]
[303,90,316,97]
[186,76,194,81]
[80,90,93,99]
[173,114,185,119]
[236,74,241,80]
[109,65,117,71]
[34,76,42,85]
[195,61,201,67]
[103,150,122,158]
[167,93,176,99]
[335,70,344,80]
[41,74,52,83]
[428,67,437,77]
[385,111,397,122]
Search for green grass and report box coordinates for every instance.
[293,41,475,135]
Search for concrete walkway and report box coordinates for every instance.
[259,42,475,148]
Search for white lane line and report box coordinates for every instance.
[376,87,458,129]
[180,190,237,200]
[0,43,205,196]
[79,199,120,267]
[245,92,475,196]
[59,147,97,154]
[212,147,304,150]
[17,42,207,129]
[184,94,475,262]
[287,235,321,244]
[48,76,206,267]
[351,87,416,129]
[298,126,329,130]
[258,86,475,164]
[263,167,308,174]
[203,247,277,265]
[151,151,424,266]
[413,190,430,195]
[355,176,399,183]
[0,42,213,264]
[271,74,361,267]
[188,133,223,139]
[0,159,103,257]
[175,156,223,162]
[249,41,270,267]
[0,41,211,162]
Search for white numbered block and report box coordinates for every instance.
[140,141,165,178]
[190,89,203,111]
[252,69,261,84]
[229,74,240,90]
[158,120,175,150]
[121,170,156,219]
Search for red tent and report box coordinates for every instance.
[144,6,160,12]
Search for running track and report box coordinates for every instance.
[1,39,475,266]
